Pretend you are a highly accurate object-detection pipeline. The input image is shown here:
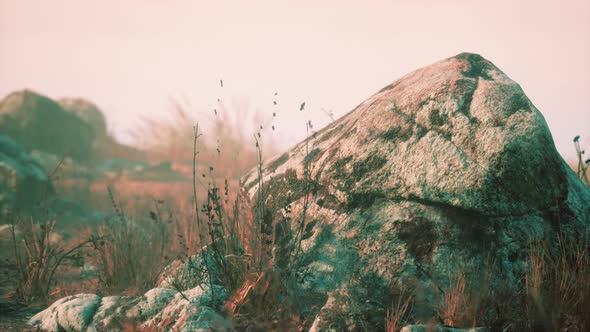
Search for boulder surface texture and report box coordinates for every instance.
[241,52,590,330]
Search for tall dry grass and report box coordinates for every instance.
[385,291,413,332]
[420,228,590,331]
[5,159,101,303]
[89,191,168,294]
[524,230,590,331]
[8,211,96,303]
[4,93,283,302]
[84,99,279,296]
[130,97,277,176]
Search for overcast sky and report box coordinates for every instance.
[1,0,589,159]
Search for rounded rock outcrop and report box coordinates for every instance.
[0,90,95,162]
[241,53,590,330]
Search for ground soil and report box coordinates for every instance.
[0,300,43,331]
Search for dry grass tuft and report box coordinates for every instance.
[386,291,413,332]
[524,230,590,331]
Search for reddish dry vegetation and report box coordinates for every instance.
[3,105,271,299]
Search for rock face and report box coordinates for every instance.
[0,90,95,162]
[29,285,231,331]
[241,53,590,329]
[0,135,51,214]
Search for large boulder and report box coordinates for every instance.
[240,53,590,330]
[0,134,51,215]
[0,90,95,162]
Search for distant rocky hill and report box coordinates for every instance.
[0,90,147,221]
[0,90,96,162]
[58,98,109,141]
[0,90,144,164]
[28,53,590,331]
[58,97,145,162]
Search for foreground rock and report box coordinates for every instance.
[401,325,489,332]
[29,285,231,331]
[241,53,590,330]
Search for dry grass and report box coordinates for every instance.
[89,213,167,294]
[523,230,590,331]
[226,270,304,331]
[385,291,413,332]
[428,228,590,331]
[7,211,96,303]
[73,100,277,297]
[438,271,468,327]
[6,160,100,303]
[4,94,280,303]
[130,98,276,176]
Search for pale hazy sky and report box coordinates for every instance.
[1,0,589,159]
